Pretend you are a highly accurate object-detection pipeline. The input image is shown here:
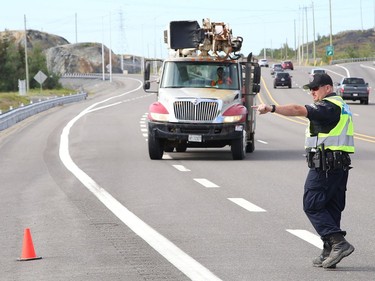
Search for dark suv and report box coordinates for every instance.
[274,72,292,88]
[281,60,294,70]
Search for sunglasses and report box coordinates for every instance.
[310,86,322,91]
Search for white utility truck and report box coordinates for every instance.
[143,19,261,160]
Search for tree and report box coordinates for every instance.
[0,33,24,91]
[0,36,61,92]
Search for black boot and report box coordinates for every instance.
[312,240,336,268]
[322,233,354,268]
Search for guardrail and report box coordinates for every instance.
[62,73,110,79]
[331,57,375,65]
[0,92,87,131]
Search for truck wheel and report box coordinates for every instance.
[246,133,255,153]
[148,134,163,160]
[231,131,246,160]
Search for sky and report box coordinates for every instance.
[1,0,374,59]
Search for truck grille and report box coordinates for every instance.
[173,100,219,121]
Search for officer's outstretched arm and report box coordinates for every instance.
[253,104,307,117]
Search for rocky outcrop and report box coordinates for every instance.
[45,43,122,74]
[0,29,122,75]
[0,29,69,50]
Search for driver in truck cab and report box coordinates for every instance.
[211,67,232,86]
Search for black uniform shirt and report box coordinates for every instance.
[305,93,341,136]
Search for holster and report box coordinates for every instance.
[306,150,322,169]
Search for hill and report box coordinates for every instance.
[260,28,375,64]
[0,29,122,75]
[315,28,375,60]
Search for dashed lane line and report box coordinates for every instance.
[228,198,267,212]
[194,178,220,188]
[173,165,191,172]
[286,229,323,249]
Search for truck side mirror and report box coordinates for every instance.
[143,61,151,90]
[253,64,261,84]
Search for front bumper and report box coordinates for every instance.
[149,121,244,144]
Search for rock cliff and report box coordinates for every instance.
[0,29,122,75]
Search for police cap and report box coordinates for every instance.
[303,73,333,90]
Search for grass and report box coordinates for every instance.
[0,88,77,113]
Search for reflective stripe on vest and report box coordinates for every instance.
[305,95,355,153]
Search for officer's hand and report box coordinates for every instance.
[252,104,270,114]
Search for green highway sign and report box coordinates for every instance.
[326,45,334,56]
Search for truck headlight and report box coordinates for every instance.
[222,104,247,123]
[149,112,169,121]
[223,115,243,123]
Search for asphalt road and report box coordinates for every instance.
[0,62,374,281]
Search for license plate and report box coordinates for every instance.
[353,93,358,96]
[188,135,202,142]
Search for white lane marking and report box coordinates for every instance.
[173,165,191,172]
[286,229,323,249]
[333,65,350,77]
[257,139,268,144]
[59,79,222,281]
[194,178,219,188]
[360,64,375,71]
[228,198,266,212]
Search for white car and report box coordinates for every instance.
[259,59,269,67]
[309,68,326,81]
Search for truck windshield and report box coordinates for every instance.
[160,61,239,90]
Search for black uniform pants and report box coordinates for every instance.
[303,168,349,238]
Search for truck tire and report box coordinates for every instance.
[231,131,246,160]
[148,134,164,160]
[246,133,255,153]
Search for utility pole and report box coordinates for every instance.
[301,6,305,64]
[294,19,297,60]
[329,0,333,63]
[312,1,316,65]
[305,6,309,65]
[101,17,105,81]
[75,13,78,43]
[109,13,112,83]
[360,0,364,31]
[24,15,29,93]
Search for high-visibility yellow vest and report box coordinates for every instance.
[305,95,354,153]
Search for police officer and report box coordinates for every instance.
[253,73,355,269]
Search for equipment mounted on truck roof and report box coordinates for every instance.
[164,18,243,60]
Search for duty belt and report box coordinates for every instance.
[306,149,351,171]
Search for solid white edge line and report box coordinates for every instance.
[228,198,266,212]
[59,79,222,281]
[286,229,323,249]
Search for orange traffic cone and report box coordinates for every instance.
[18,228,42,261]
